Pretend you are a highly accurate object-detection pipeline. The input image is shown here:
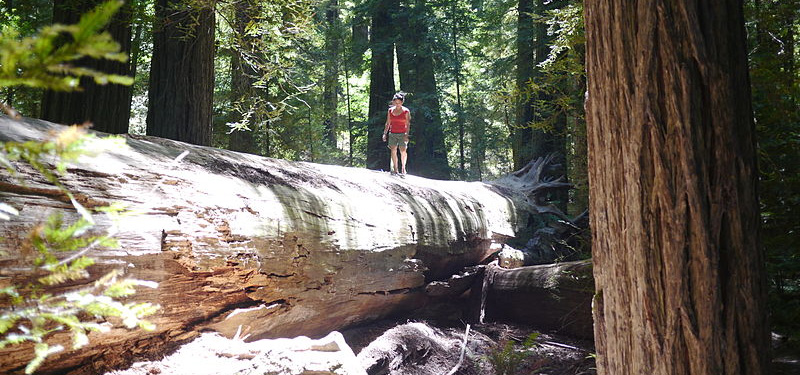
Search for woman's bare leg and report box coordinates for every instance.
[399,146,408,174]
[389,145,399,173]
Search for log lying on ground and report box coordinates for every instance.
[0,117,539,374]
[482,260,594,339]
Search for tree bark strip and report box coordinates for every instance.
[584,1,769,374]
[146,0,215,146]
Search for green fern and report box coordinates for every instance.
[485,332,540,375]
[0,2,159,372]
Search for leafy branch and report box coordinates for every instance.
[1,127,159,374]
[0,0,133,94]
[0,2,156,372]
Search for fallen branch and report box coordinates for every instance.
[446,324,471,375]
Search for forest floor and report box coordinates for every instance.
[106,319,597,375]
[773,335,800,375]
[344,319,597,375]
[103,318,800,375]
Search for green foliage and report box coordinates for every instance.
[0,128,159,373]
[214,0,320,156]
[1,5,155,365]
[485,332,540,375]
[745,0,800,340]
[0,0,133,93]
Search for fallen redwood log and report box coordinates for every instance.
[0,117,557,374]
[481,260,595,339]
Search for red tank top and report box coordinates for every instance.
[388,107,409,133]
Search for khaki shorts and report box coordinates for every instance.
[387,132,408,148]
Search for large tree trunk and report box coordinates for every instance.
[0,117,546,375]
[365,0,394,172]
[584,1,769,374]
[530,0,567,211]
[146,0,215,146]
[41,0,133,134]
[396,0,451,180]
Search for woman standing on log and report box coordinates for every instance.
[382,93,411,177]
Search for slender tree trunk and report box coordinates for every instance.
[129,20,143,105]
[41,0,133,133]
[350,13,369,66]
[569,74,588,214]
[322,0,341,147]
[585,1,769,374]
[228,0,258,154]
[343,47,354,166]
[396,0,450,179]
[366,0,395,171]
[469,118,486,181]
[451,0,464,176]
[146,0,215,146]
[783,0,796,75]
[513,0,534,171]
[530,0,567,210]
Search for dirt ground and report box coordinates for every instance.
[104,318,799,375]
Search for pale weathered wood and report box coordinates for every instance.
[0,117,529,374]
[584,1,769,374]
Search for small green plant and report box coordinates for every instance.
[1,3,156,369]
[1,126,159,374]
[485,332,540,375]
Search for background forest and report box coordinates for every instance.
[0,0,798,343]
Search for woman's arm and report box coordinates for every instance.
[382,111,391,141]
[404,110,411,140]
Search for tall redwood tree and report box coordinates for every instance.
[585,1,769,374]
[365,0,395,172]
[41,0,133,133]
[146,0,215,146]
[396,0,450,180]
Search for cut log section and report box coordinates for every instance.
[482,260,594,339]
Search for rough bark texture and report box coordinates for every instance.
[146,0,215,146]
[0,117,530,375]
[396,0,451,180]
[365,0,394,172]
[584,1,769,374]
[41,0,133,134]
[483,260,593,339]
